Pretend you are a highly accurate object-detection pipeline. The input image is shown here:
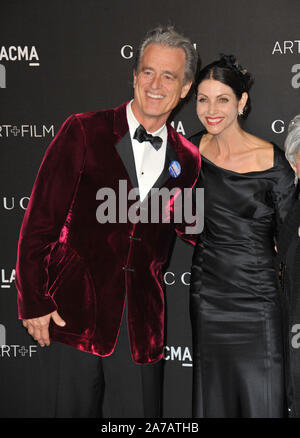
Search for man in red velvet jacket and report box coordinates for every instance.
[15,26,201,417]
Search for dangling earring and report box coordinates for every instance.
[294,172,298,186]
[238,108,244,116]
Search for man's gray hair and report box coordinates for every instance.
[134,25,198,85]
[284,114,300,166]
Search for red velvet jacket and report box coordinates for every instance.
[15,102,201,364]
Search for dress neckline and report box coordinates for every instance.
[201,143,276,176]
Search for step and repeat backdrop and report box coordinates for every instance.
[0,0,299,418]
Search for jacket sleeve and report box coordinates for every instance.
[15,115,87,319]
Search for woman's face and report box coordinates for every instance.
[196,78,247,135]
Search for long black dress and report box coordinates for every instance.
[189,132,297,418]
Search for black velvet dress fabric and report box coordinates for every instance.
[189,131,297,418]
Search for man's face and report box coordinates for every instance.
[131,43,192,131]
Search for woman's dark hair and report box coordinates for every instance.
[194,54,254,119]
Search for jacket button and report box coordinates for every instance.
[122,266,135,272]
[129,235,141,241]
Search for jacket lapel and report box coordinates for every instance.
[115,131,139,190]
[151,141,178,192]
[113,102,139,190]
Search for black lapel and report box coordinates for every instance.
[154,141,178,189]
[115,131,139,190]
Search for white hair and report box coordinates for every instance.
[135,25,199,85]
[284,114,300,165]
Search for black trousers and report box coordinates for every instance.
[36,306,163,418]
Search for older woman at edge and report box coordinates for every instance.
[278,115,300,417]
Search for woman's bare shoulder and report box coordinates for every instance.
[246,133,274,168]
[246,132,273,150]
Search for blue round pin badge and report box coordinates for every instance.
[169,160,181,178]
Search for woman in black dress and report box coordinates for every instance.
[189,55,297,418]
[278,115,300,417]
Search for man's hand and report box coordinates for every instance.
[22,310,66,347]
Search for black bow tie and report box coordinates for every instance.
[133,124,163,151]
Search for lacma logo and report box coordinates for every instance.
[0,324,38,357]
[0,45,40,89]
[0,64,5,88]
[163,345,193,367]
[1,268,15,289]
[0,46,40,65]
[0,124,55,138]
[0,324,6,346]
